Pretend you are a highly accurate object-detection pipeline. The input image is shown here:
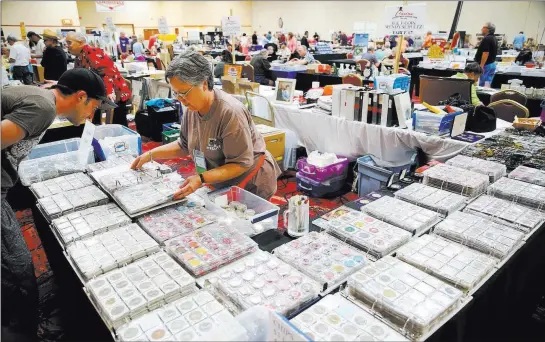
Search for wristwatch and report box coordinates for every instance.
[199,172,206,184]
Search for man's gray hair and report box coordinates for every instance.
[6,34,17,42]
[166,50,214,90]
[259,49,268,56]
[68,32,87,43]
[368,46,375,52]
[298,45,308,52]
[485,22,496,34]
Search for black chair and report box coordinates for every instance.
[419,75,474,105]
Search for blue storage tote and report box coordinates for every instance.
[357,154,416,196]
[92,124,142,161]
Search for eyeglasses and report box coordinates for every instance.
[172,85,194,99]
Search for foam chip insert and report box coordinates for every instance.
[325,210,412,259]
[487,177,545,211]
[446,155,506,183]
[66,224,160,281]
[422,164,490,198]
[433,211,524,259]
[51,203,131,245]
[31,172,94,198]
[138,205,217,243]
[508,165,545,187]
[214,250,321,317]
[116,289,245,342]
[464,195,545,234]
[164,223,257,276]
[394,183,467,217]
[86,252,195,329]
[290,293,408,342]
[362,196,441,235]
[348,256,463,337]
[38,185,109,219]
[396,235,497,291]
[114,173,185,215]
[274,232,368,290]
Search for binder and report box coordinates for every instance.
[340,88,357,121]
[393,92,411,129]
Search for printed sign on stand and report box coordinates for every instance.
[158,16,169,34]
[105,17,116,32]
[221,16,241,37]
[384,3,426,35]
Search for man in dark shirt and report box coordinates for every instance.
[475,22,498,87]
[40,29,67,80]
[252,31,258,45]
[250,49,274,85]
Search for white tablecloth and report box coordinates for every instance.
[273,103,510,166]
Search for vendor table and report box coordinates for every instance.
[312,53,347,64]
[295,72,374,92]
[325,59,356,66]
[491,72,545,89]
[410,66,461,97]
[477,89,544,117]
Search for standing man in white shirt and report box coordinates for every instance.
[27,31,45,63]
[7,35,32,85]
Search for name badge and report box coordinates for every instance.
[193,149,207,175]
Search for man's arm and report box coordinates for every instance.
[1,120,26,149]
[480,52,489,69]
[8,47,16,64]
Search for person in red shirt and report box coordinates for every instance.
[148,34,158,50]
[66,32,132,126]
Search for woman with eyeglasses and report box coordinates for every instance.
[131,50,281,200]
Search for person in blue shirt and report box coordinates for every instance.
[513,31,526,50]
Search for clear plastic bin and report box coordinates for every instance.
[207,186,279,226]
[357,154,416,196]
[296,173,346,198]
[296,156,349,182]
[92,124,142,161]
[18,138,94,186]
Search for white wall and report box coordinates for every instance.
[1,1,80,38]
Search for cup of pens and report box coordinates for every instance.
[284,195,310,237]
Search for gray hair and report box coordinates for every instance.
[297,45,308,52]
[368,46,375,52]
[384,42,391,48]
[485,22,496,34]
[166,50,214,90]
[7,34,17,42]
[259,49,268,56]
[67,32,87,43]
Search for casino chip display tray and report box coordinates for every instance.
[422,164,490,198]
[31,172,94,198]
[393,183,467,217]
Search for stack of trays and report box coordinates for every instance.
[326,211,412,259]
[290,293,408,342]
[214,250,321,317]
[274,232,368,290]
[66,224,160,280]
[31,173,94,198]
[446,155,507,183]
[362,197,441,235]
[347,256,464,337]
[164,223,258,276]
[138,206,217,243]
[394,183,467,217]
[51,203,131,245]
[116,290,245,342]
[114,173,185,215]
[86,155,134,173]
[422,164,489,198]
[38,185,109,219]
[86,252,195,329]
[464,195,545,234]
[433,211,524,259]
[487,177,545,210]
[396,235,497,291]
[508,165,545,187]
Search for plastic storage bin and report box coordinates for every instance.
[296,172,346,198]
[18,138,94,186]
[412,106,463,136]
[207,186,280,226]
[357,154,416,196]
[92,124,142,161]
[374,74,410,93]
[296,156,349,182]
[162,129,180,144]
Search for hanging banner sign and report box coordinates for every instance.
[221,16,241,37]
[95,1,125,12]
[158,16,169,34]
[384,3,426,35]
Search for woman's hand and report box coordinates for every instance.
[173,175,202,200]
[130,151,153,169]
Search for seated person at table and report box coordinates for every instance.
[290,46,318,65]
[264,43,278,61]
[214,50,232,78]
[278,42,292,61]
[451,62,483,105]
[251,49,274,86]
[387,47,409,67]
[358,46,380,67]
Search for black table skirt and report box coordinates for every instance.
[491,72,545,89]
[313,53,347,64]
[478,92,543,117]
[410,67,460,97]
[295,72,343,92]
[325,59,356,66]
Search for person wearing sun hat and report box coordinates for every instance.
[40,29,67,80]
[1,68,115,340]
